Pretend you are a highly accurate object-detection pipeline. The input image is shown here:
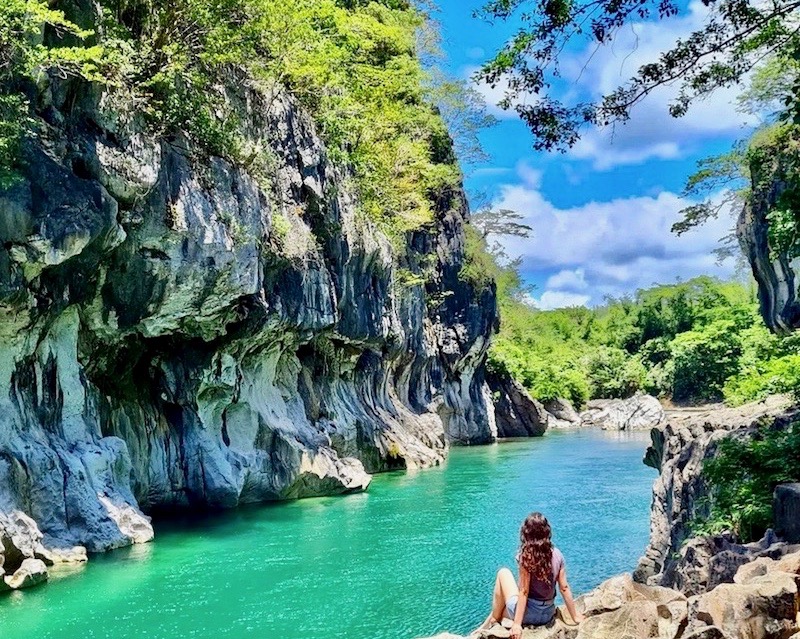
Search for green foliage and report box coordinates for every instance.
[584,347,646,399]
[0,0,106,183]
[476,0,800,151]
[670,320,743,403]
[724,354,800,405]
[1,0,488,240]
[489,270,800,407]
[698,424,800,542]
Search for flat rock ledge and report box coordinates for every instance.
[419,550,800,639]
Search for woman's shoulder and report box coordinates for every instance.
[552,546,565,564]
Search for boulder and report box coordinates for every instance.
[577,601,661,638]
[543,399,581,427]
[3,558,48,590]
[580,395,664,431]
[577,573,687,639]
[774,484,800,543]
[687,571,798,639]
[656,530,800,597]
[0,510,44,569]
[487,371,549,438]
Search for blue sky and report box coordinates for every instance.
[430,0,756,308]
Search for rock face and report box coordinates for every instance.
[580,395,664,431]
[737,141,800,333]
[774,484,800,543]
[686,557,800,639]
[654,530,800,597]
[486,371,548,437]
[543,398,582,429]
[0,71,496,562]
[635,396,798,588]
[3,558,48,591]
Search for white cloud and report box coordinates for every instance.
[546,268,589,292]
[466,65,518,120]
[532,291,592,310]
[488,166,738,307]
[469,2,758,169]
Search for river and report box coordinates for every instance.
[0,430,655,638]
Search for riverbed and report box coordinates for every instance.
[0,430,655,638]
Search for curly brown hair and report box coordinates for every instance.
[518,512,553,584]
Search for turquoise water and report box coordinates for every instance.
[0,430,655,638]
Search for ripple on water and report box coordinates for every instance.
[0,430,655,639]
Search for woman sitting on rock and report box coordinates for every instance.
[476,512,584,638]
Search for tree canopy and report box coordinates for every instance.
[476,0,800,150]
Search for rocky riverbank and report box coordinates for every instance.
[423,395,800,639]
[424,549,800,639]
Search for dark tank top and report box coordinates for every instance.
[526,547,564,602]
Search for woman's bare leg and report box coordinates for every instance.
[475,568,519,631]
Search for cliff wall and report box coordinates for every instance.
[0,71,496,564]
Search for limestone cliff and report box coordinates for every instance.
[0,70,497,567]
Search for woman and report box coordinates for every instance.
[477,512,584,638]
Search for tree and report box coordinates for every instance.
[476,0,800,151]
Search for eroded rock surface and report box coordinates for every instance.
[635,396,798,587]
[486,371,548,437]
[0,70,496,565]
[580,395,665,431]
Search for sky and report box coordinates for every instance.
[431,0,758,309]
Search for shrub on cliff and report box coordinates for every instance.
[700,424,800,542]
[0,0,483,239]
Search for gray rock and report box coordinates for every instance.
[634,397,798,588]
[686,571,797,639]
[3,558,48,590]
[774,483,800,543]
[486,371,548,437]
[736,146,800,332]
[543,398,581,425]
[580,395,664,431]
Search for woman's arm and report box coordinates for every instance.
[557,566,584,624]
[511,564,529,639]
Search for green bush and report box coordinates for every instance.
[485,275,785,406]
[584,346,646,399]
[723,354,800,405]
[698,423,800,542]
[670,319,743,402]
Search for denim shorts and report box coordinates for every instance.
[505,595,556,626]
